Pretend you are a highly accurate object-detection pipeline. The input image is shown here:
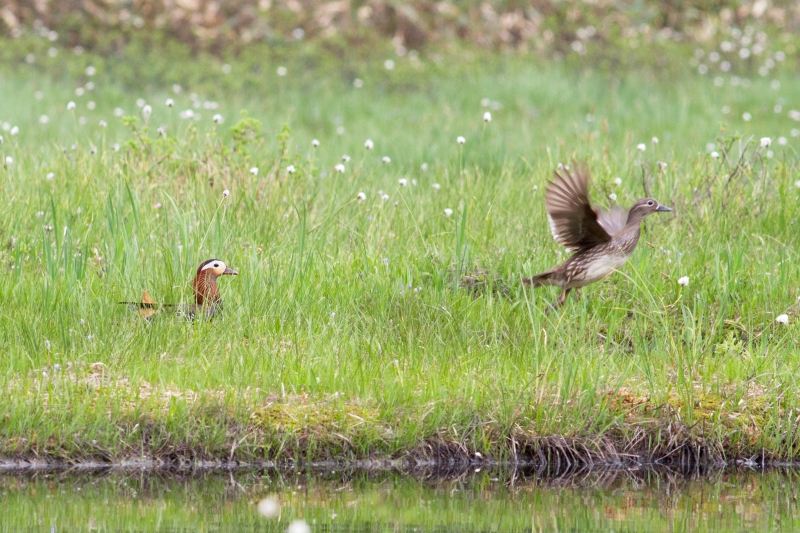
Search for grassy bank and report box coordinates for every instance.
[0,35,799,467]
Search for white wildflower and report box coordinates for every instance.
[67,101,76,110]
[40,115,49,124]
[614,177,622,186]
[311,139,320,147]
[99,120,107,128]
[46,172,55,180]
[9,126,19,135]
[457,136,466,145]
[636,143,646,152]
[249,167,259,176]
[212,114,223,124]
[364,139,374,149]
[166,98,174,107]
[483,111,492,122]
[384,59,395,70]
[286,520,311,533]
[432,183,441,190]
[609,193,617,201]
[357,192,366,201]
[443,208,453,217]
[382,156,391,164]
[334,163,345,173]
[222,189,230,198]
[678,276,690,287]
[286,165,296,174]
[760,137,772,148]
[652,136,659,144]
[398,178,407,186]
[257,497,280,518]
[342,154,350,162]
[5,156,12,165]
[114,107,124,117]
[776,314,789,325]
[277,66,287,76]
[85,65,96,76]
[711,151,720,159]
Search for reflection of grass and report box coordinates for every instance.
[0,36,799,467]
[2,468,800,532]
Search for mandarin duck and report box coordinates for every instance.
[121,259,238,320]
[522,165,671,308]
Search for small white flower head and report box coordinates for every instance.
[179,109,194,119]
[286,520,311,533]
[142,104,152,117]
[75,87,85,98]
[457,136,466,145]
[286,165,296,174]
[5,156,12,165]
[334,163,345,173]
[421,162,428,172]
[483,111,492,122]
[112,143,120,152]
[10,125,19,135]
[760,137,772,148]
[249,167,259,176]
[795,180,800,189]
[277,66,287,76]
[398,178,408,186]
[384,59,395,70]
[212,114,223,124]
[382,156,391,164]
[256,496,280,518]
[364,139,374,150]
[90,145,97,154]
[357,191,366,201]
[342,154,351,163]
[532,185,539,191]
[221,64,232,74]
[222,189,230,198]
[614,177,622,186]
[157,126,166,137]
[166,98,174,107]
[45,339,51,351]
[311,139,320,147]
[636,143,646,152]
[85,65,96,76]
[443,208,454,217]
[743,112,752,121]
[711,151,720,159]
[136,98,146,107]
[678,276,690,287]
[67,101,76,110]
[776,313,789,325]
[778,137,787,145]
[652,136,659,144]
[432,182,441,190]
[608,193,617,201]
[658,161,668,171]
[353,78,364,89]
[46,172,55,180]
[381,193,390,201]
[114,107,124,117]
[87,101,96,110]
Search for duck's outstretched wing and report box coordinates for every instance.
[545,165,612,252]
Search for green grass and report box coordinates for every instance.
[0,38,799,465]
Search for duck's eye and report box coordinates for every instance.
[647,200,654,206]
[213,263,219,268]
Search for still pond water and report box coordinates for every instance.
[1,467,798,532]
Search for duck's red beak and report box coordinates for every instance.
[223,267,238,275]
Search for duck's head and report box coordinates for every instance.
[626,198,672,225]
[196,259,238,278]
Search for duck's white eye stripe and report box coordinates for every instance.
[201,261,225,271]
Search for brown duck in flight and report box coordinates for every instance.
[522,165,671,308]
[121,259,238,320]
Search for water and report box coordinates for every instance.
[1,467,799,532]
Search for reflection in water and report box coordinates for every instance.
[1,466,798,532]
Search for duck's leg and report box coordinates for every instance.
[556,287,572,308]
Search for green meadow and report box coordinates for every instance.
[0,35,799,465]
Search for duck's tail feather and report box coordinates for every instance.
[521,270,556,288]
